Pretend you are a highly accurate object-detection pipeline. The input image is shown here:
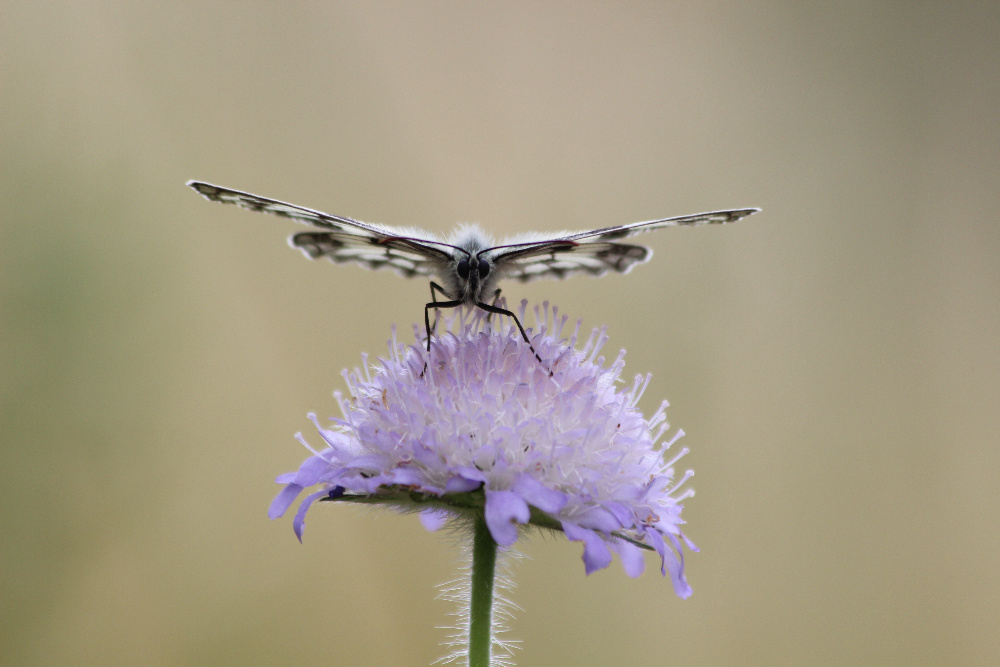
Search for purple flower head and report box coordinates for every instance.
[270,302,697,598]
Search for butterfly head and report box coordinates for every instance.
[444,225,501,304]
[456,255,491,282]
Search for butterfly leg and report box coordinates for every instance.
[425,282,462,352]
[421,285,463,378]
[428,282,445,340]
[475,300,551,376]
[484,289,503,325]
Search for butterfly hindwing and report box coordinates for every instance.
[290,231,446,278]
[493,240,651,282]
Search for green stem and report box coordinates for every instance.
[468,516,497,667]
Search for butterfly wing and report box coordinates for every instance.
[493,240,650,282]
[491,208,759,282]
[188,181,451,278]
[558,208,760,243]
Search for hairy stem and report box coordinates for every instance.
[468,516,497,667]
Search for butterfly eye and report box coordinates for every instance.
[457,258,471,279]
[477,259,490,278]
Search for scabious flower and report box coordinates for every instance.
[269,302,697,598]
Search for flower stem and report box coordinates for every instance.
[468,516,497,667]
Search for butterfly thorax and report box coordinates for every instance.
[443,226,501,305]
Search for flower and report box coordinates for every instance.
[269,302,697,598]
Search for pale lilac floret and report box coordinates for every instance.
[270,302,697,598]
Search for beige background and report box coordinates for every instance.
[2,2,998,665]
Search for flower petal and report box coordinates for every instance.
[292,489,330,542]
[293,453,335,487]
[445,476,482,493]
[642,528,691,598]
[602,501,635,529]
[484,490,530,546]
[419,509,451,532]
[562,522,613,574]
[269,483,303,519]
[572,505,625,533]
[512,474,568,513]
[613,539,645,578]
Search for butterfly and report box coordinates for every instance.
[188,180,759,367]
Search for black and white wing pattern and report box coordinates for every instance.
[190,180,759,289]
[491,208,760,283]
[187,181,452,278]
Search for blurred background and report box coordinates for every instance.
[2,2,998,665]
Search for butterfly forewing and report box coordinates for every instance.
[188,181,386,234]
[188,180,452,279]
[555,208,757,243]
